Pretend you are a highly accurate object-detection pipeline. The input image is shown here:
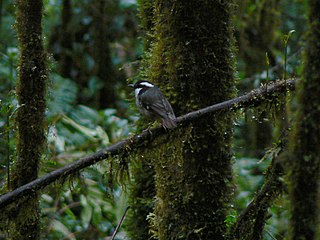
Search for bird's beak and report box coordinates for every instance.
[128,83,134,88]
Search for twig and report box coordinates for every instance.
[110,206,130,240]
[0,79,296,209]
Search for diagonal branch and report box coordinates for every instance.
[0,79,296,209]
[228,149,285,240]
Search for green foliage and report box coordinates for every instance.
[0,1,17,51]
[45,0,141,108]
[0,0,316,239]
[41,66,135,239]
[0,32,19,193]
[41,171,128,239]
[225,210,237,229]
[1,0,141,237]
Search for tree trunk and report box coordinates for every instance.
[8,0,47,239]
[91,0,117,108]
[126,1,156,239]
[288,0,320,239]
[59,0,73,78]
[143,1,236,239]
[0,0,3,36]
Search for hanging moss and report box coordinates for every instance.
[288,1,320,239]
[2,0,47,239]
[139,1,237,239]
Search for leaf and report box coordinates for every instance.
[95,126,110,146]
[80,195,93,229]
[91,202,102,225]
[70,105,100,126]
[265,52,270,66]
[61,115,100,141]
[48,74,78,116]
[50,219,76,240]
[282,29,296,45]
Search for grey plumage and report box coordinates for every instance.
[130,81,177,129]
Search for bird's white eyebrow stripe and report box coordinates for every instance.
[140,82,154,87]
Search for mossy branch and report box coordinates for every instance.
[0,79,295,209]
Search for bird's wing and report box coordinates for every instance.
[139,87,176,120]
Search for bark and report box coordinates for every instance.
[288,0,320,239]
[2,0,47,239]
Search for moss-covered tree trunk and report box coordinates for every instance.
[10,0,47,239]
[126,1,156,239]
[141,1,236,239]
[288,0,320,239]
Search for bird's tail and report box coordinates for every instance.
[162,115,177,129]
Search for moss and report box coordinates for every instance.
[137,0,154,43]
[288,1,320,239]
[3,0,47,239]
[129,1,236,238]
[141,1,236,239]
[126,156,156,240]
[14,0,47,186]
[126,1,157,239]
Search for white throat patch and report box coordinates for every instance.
[135,88,142,98]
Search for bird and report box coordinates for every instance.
[129,80,177,129]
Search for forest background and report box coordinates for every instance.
[0,0,319,240]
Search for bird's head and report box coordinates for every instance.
[128,80,154,89]
[129,80,155,97]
